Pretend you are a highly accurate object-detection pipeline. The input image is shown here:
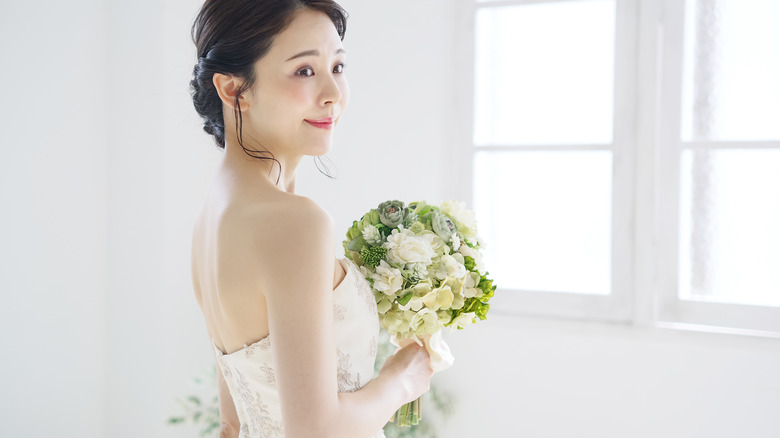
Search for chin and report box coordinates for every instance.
[309,146,333,157]
[305,138,334,156]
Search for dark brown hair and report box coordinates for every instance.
[190,0,347,175]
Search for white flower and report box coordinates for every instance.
[442,276,464,297]
[458,244,485,272]
[371,260,403,296]
[361,224,383,246]
[399,282,432,312]
[441,201,478,240]
[434,254,467,280]
[437,310,453,325]
[406,263,429,283]
[419,231,449,256]
[463,271,483,298]
[382,308,415,335]
[450,312,477,330]
[451,234,461,251]
[420,285,455,311]
[410,308,441,335]
[384,228,436,267]
[377,298,392,314]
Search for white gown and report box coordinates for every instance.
[212,257,386,438]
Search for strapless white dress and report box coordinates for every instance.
[212,258,386,438]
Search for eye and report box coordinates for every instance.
[296,66,314,77]
[333,63,345,74]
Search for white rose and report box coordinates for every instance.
[384,228,436,267]
[419,230,449,256]
[441,201,478,240]
[370,260,403,296]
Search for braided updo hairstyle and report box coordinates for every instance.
[190,0,347,174]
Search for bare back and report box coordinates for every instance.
[191,169,346,355]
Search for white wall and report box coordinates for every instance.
[435,314,780,438]
[0,1,108,436]
[2,0,779,437]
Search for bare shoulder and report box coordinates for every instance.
[218,193,335,290]
[230,194,334,246]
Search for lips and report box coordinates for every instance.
[305,117,335,130]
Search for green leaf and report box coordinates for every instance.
[478,274,496,301]
[347,236,368,252]
[396,291,414,306]
[463,256,476,271]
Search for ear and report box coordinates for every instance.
[213,73,250,111]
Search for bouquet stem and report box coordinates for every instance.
[393,397,421,427]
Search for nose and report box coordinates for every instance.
[319,72,343,107]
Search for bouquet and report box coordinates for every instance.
[343,200,496,426]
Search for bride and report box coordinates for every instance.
[188,1,433,437]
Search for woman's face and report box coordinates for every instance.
[242,8,349,158]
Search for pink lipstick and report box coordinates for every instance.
[305,117,335,130]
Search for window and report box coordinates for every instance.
[457,0,780,335]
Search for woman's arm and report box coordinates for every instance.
[216,357,240,438]
[253,198,432,438]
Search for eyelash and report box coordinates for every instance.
[295,62,346,77]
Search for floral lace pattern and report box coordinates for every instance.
[228,363,284,437]
[369,335,378,358]
[337,350,362,393]
[214,258,381,437]
[333,304,347,320]
[347,260,378,313]
[259,364,275,385]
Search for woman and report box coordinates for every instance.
[188,1,433,437]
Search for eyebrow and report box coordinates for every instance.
[285,48,346,62]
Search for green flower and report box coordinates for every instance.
[409,221,426,234]
[360,245,387,268]
[377,200,408,228]
[363,209,382,227]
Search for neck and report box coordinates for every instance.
[222,138,303,194]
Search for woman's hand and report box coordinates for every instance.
[379,342,434,403]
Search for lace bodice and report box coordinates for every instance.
[212,258,385,438]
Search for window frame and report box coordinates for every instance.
[454,0,780,337]
[653,0,780,336]
[454,0,638,322]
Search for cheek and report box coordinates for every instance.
[339,79,350,108]
[282,80,314,106]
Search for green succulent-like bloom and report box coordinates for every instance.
[377,200,408,228]
[432,211,457,242]
[360,245,388,268]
